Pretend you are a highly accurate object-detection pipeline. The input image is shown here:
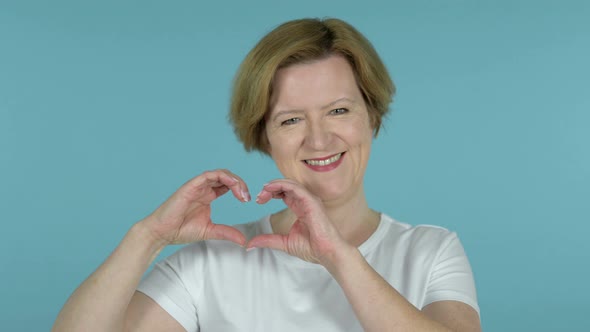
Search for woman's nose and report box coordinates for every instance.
[304,119,331,150]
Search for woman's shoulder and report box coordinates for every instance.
[379,213,459,249]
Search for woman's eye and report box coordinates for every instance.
[281,118,300,126]
[330,108,348,115]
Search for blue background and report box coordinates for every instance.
[1,0,588,330]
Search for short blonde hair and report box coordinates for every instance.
[229,18,395,154]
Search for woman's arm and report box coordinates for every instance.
[249,180,481,332]
[51,170,249,332]
[51,220,179,332]
[325,246,481,332]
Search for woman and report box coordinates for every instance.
[52,18,480,331]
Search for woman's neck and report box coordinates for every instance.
[270,189,381,247]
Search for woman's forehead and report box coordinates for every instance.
[269,55,362,113]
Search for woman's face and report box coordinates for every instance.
[265,55,374,204]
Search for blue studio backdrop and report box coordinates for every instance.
[1,1,589,331]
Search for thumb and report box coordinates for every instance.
[205,224,247,246]
[246,234,287,251]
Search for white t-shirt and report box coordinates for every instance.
[137,214,479,331]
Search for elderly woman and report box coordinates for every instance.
[53,18,480,332]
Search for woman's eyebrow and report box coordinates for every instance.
[321,97,356,110]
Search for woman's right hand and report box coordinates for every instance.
[139,169,250,247]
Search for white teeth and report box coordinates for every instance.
[305,153,342,166]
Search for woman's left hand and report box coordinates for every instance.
[247,179,350,266]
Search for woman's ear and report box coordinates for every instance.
[368,108,382,137]
[263,135,272,155]
[260,125,272,155]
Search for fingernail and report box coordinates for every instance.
[246,246,257,252]
[230,177,239,183]
[241,190,251,202]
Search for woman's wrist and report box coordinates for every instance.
[320,242,363,277]
[130,218,169,261]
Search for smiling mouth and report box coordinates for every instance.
[304,152,344,166]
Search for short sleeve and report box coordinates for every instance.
[423,232,480,316]
[137,256,199,332]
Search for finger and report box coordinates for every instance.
[256,180,327,230]
[255,188,283,204]
[211,185,230,197]
[205,224,247,246]
[256,180,317,209]
[194,170,250,202]
[258,179,308,195]
[217,169,251,202]
[207,169,250,202]
[255,179,292,204]
[247,234,287,252]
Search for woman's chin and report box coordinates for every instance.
[307,183,355,204]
